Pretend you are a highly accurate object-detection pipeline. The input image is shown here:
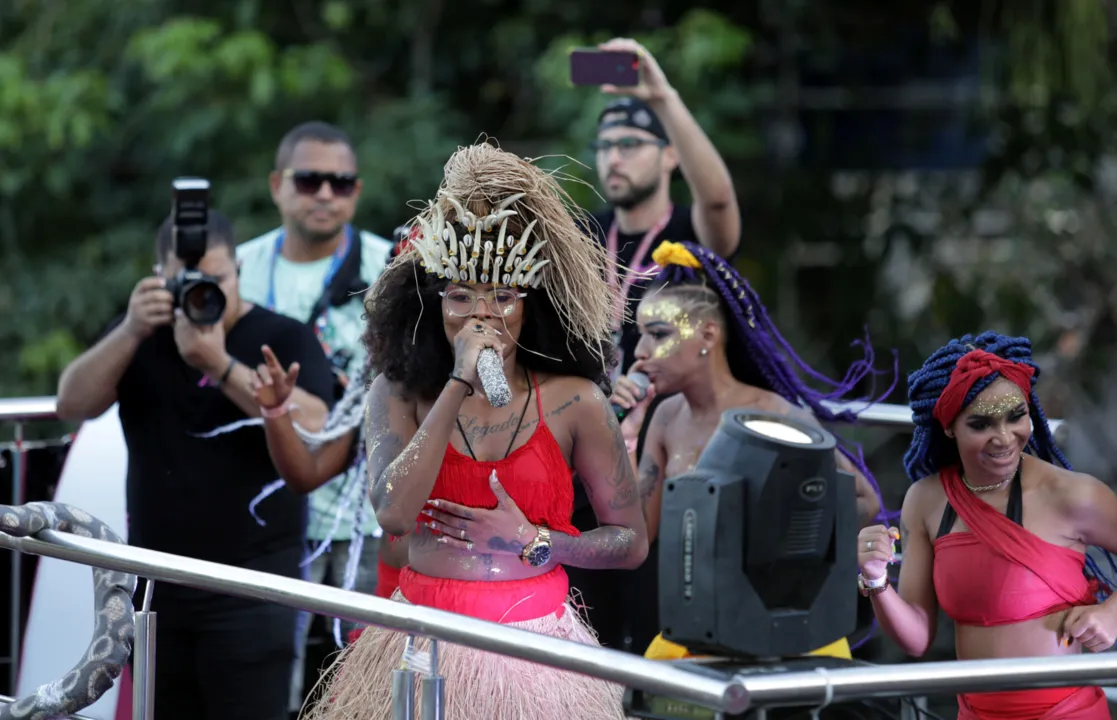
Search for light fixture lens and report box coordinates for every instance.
[744,420,814,445]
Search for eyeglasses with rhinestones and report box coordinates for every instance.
[439,284,527,317]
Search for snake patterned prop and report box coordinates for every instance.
[0,502,136,720]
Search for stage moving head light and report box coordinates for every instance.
[658,408,858,659]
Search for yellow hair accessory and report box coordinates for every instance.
[651,241,701,269]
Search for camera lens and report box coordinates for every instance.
[183,279,226,325]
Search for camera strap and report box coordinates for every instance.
[265,225,365,330]
[307,225,364,325]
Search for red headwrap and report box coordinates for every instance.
[932,349,1035,429]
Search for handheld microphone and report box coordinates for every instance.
[612,371,651,420]
[477,348,512,408]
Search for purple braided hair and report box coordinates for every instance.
[650,242,900,522]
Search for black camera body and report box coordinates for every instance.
[166,178,226,325]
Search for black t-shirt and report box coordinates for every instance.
[106,306,336,574]
[586,205,697,374]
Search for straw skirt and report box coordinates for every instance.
[300,566,628,720]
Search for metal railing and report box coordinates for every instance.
[0,395,1084,719]
[0,396,60,694]
[6,522,1117,719]
[0,528,748,717]
[820,400,1065,434]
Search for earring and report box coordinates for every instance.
[699,347,709,357]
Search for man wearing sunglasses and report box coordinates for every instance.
[235,121,393,717]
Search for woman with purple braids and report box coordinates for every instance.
[619,240,896,661]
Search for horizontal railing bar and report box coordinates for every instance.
[0,397,59,423]
[735,653,1117,707]
[822,400,1064,433]
[0,693,97,719]
[0,530,748,714]
[0,396,1066,433]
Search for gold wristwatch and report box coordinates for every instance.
[520,526,553,568]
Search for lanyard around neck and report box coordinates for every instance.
[265,225,352,316]
[605,205,674,330]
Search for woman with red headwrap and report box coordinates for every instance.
[860,332,1117,719]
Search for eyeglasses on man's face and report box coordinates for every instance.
[590,136,666,158]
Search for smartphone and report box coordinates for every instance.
[569,48,640,87]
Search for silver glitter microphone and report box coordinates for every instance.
[476,348,512,408]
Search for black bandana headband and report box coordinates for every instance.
[596,97,669,143]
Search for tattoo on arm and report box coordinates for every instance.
[552,527,639,569]
[638,456,661,510]
[899,516,910,549]
[602,398,638,511]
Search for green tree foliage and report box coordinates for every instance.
[4,0,1116,420]
[0,0,755,398]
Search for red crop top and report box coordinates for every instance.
[418,373,581,537]
[932,465,1096,627]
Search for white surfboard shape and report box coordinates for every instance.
[17,404,129,719]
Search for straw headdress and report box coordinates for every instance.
[402,141,614,362]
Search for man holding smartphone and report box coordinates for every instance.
[586,37,741,376]
[55,209,336,719]
[570,37,741,654]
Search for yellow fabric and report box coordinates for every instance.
[650,241,701,269]
[644,633,852,661]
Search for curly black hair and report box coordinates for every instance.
[363,256,618,402]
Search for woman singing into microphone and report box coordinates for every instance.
[300,142,647,720]
[619,240,892,660]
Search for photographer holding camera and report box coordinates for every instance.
[56,195,337,720]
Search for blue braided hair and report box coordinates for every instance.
[647,242,900,522]
[904,330,1116,600]
[903,331,1067,481]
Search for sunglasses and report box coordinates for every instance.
[282,169,359,197]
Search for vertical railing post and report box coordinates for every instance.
[7,421,25,693]
[420,638,445,720]
[132,580,156,720]
[391,635,417,720]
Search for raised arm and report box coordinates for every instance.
[263,419,356,495]
[859,480,940,657]
[251,346,360,493]
[57,278,170,421]
[600,38,740,257]
[551,383,649,569]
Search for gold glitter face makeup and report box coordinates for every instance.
[965,385,1027,420]
[637,298,697,360]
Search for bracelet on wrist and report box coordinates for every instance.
[210,357,237,389]
[857,572,890,597]
[260,403,290,419]
[447,374,475,396]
